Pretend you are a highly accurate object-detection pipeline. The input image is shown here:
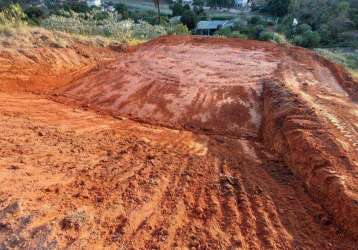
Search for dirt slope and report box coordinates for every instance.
[0,36,357,249]
[0,42,119,93]
[58,37,282,138]
[0,92,356,249]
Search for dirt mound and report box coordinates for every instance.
[58,37,283,138]
[0,35,357,249]
[0,43,119,93]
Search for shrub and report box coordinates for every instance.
[165,23,190,35]
[249,16,265,25]
[214,27,232,37]
[272,32,288,44]
[258,31,274,41]
[303,31,320,48]
[292,27,320,48]
[25,6,45,20]
[41,10,169,43]
[297,23,312,34]
[292,34,304,46]
[247,24,265,39]
[214,28,248,39]
[0,3,26,26]
[132,21,167,40]
[230,31,248,39]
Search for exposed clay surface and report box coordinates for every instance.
[0,44,119,93]
[59,37,283,138]
[0,36,357,249]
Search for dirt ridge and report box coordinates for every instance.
[262,78,358,238]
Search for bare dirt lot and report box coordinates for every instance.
[0,36,357,249]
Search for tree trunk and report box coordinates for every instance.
[156,2,160,24]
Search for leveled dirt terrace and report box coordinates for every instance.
[0,36,357,249]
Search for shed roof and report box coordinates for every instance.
[196,20,229,30]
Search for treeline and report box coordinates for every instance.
[262,0,358,48]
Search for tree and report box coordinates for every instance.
[265,0,292,17]
[152,0,160,24]
[293,30,320,48]
[350,8,358,28]
[25,5,44,24]
[63,1,89,13]
[180,8,197,30]
[207,0,235,8]
[0,3,26,25]
[114,3,129,19]
[193,0,205,7]
[171,0,184,16]
[337,1,350,17]
[0,0,24,10]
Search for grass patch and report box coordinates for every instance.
[350,70,358,80]
[315,48,358,73]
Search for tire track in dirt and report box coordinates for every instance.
[0,91,356,249]
[1,36,358,249]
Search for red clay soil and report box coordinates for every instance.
[0,35,357,249]
[0,44,119,93]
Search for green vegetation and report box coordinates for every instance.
[207,0,237,8]
[262,0,358,48]
[0,3,26,27]
[209,0,357,51]
[170,0,207,30]
[213,15,289,45]
[0,0,357,73]
[41,10,167,42]
[315,48,358,71]
[0,2,189,45]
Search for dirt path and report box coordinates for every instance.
[0,36,357,249]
